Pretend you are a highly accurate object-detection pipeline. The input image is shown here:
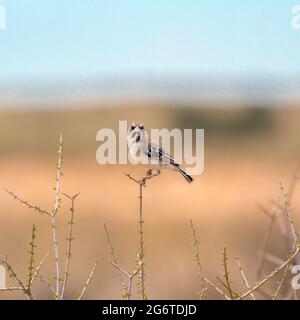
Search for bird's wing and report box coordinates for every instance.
[146,142,179,166]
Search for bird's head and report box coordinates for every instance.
[127,121,147,144]
[128,121,145,132]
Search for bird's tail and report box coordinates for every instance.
[179,168,193,184]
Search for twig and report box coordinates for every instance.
[110,260,130,277]
[201,276,230,300]
[128,264,141,299]
[125,172,159,186]
[104,224,128,298]
[256,170,300,285]
[105,222,143,300]
[0,287,23,292]
[4,189,52,216]
[125,173,139,184]
[27,224,37,291]
[274,191,300,300]
[1,135,98,301]
[273,238,298,300]
[77,261,98,300]
[60,193,80,300]
[109,260,141,300]
[137,179,146,300]
[0,256,33,300]
[237,246,300,300]
[126,172,160,300]
[222,247,235,299]
[280,182,298,243]
[30,252,49,285]
[216,276,239,299]
[190,220,206,299]
[235,257,256,300]
[53,134,64,217]
[51,134,64,298]
[39,274,57,298]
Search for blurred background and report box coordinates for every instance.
[0,0,300,300]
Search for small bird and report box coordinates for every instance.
[127,121,193,183]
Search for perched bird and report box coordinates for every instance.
[127,121,193,183]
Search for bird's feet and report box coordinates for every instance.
[141,168,161,185]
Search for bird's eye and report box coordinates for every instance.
[140,126,144,130]
[130,125,135,131]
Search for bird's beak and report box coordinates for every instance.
[131,128,141,142]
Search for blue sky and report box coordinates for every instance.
[0,0,300,84]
